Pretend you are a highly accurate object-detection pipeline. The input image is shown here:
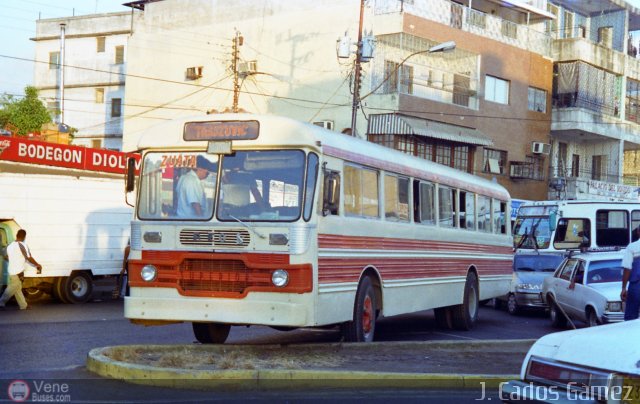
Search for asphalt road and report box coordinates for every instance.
[0,295,564,403]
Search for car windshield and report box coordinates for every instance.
[514,254,563,272]
[513,216,552,249]
[217,150,309,222]
[586,259,624,284]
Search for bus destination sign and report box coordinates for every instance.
[183,120,259,141]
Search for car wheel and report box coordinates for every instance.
[549,297,567,328]
[192,322,231,344]
[507,294,520,315]
[586,308,600,327]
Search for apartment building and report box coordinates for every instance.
[547,0,640,200]
[32,12,139,150]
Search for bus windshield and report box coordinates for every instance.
[137,149,317,222]
[217,150,308,222]
[513,216,552,249]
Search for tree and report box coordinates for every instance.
[0,86,53,136]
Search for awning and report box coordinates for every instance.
[368,114,493,147]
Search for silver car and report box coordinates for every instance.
[495,253,562,315]
[542,251,625,328]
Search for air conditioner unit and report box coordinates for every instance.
[186,66,203,80]
[313,120,335,131]
[531,142,551,155]
[238,60,258,75]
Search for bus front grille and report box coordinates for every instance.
[178,259,270,294]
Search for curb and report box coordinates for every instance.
[87,341,529,391]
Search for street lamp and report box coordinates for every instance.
[350,40,456,137]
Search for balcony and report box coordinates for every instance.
[552,37,626,75]
[549,177,640,200]
[373,0,552,57]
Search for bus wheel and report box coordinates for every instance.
[341,276,377,342]
[192,322,231,344]
[451,272,479,331]
[60,272,93,304]
[434,307,453,329]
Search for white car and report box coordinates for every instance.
[500,320,640,403]
[542,251,625,328]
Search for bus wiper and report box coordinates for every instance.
[229,215,267,239]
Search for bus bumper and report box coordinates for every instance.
[124,287,309,327]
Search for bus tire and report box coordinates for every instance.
[434,307,453,329]
[60,272,93,304]
[192,322,231,344]
[341,276,376,342]
[451,271,479,331]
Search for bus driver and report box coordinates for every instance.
[176,155,215,218]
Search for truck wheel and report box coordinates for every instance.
[52,278,70,304]
[23,287,48,304]
[59,272,93,304]
[451,271,479,330]
[192,322,231,344]
[341,276,377,342]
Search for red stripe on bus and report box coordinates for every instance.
[318,234,513,255]
[318,257,511,284]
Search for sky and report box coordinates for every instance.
[0,0,130,98]
[3,0,640,98]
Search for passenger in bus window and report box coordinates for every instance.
[176,155,215,218]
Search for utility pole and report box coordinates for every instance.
[231,31,243,113]
[350,0,366,137]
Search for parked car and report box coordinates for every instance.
[500,319,640,403]
[542,251,625,328]
[494,253,562,315]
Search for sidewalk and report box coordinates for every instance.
[87,339,534,390]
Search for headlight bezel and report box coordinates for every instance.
[271,269,289,287]
[141,265,158,282]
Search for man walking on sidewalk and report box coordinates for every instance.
[0,229,42,310]
[622,225,640,320]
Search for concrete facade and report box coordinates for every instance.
[32,12,139,150]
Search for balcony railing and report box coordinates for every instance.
[374,0,551,57]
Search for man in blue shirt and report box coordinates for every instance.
[622,226,640,320]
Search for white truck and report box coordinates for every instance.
[0,136,135,304]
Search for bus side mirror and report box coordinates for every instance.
[323,172,340,216]
[125,157,136,193]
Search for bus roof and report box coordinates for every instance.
[521,199,640,208]
[133,113,510,200]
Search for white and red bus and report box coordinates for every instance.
[124,114,513,342]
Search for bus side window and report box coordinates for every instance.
[322,170,340,216]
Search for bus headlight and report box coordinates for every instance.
[272,269,289,287]
[141,265,157,282]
